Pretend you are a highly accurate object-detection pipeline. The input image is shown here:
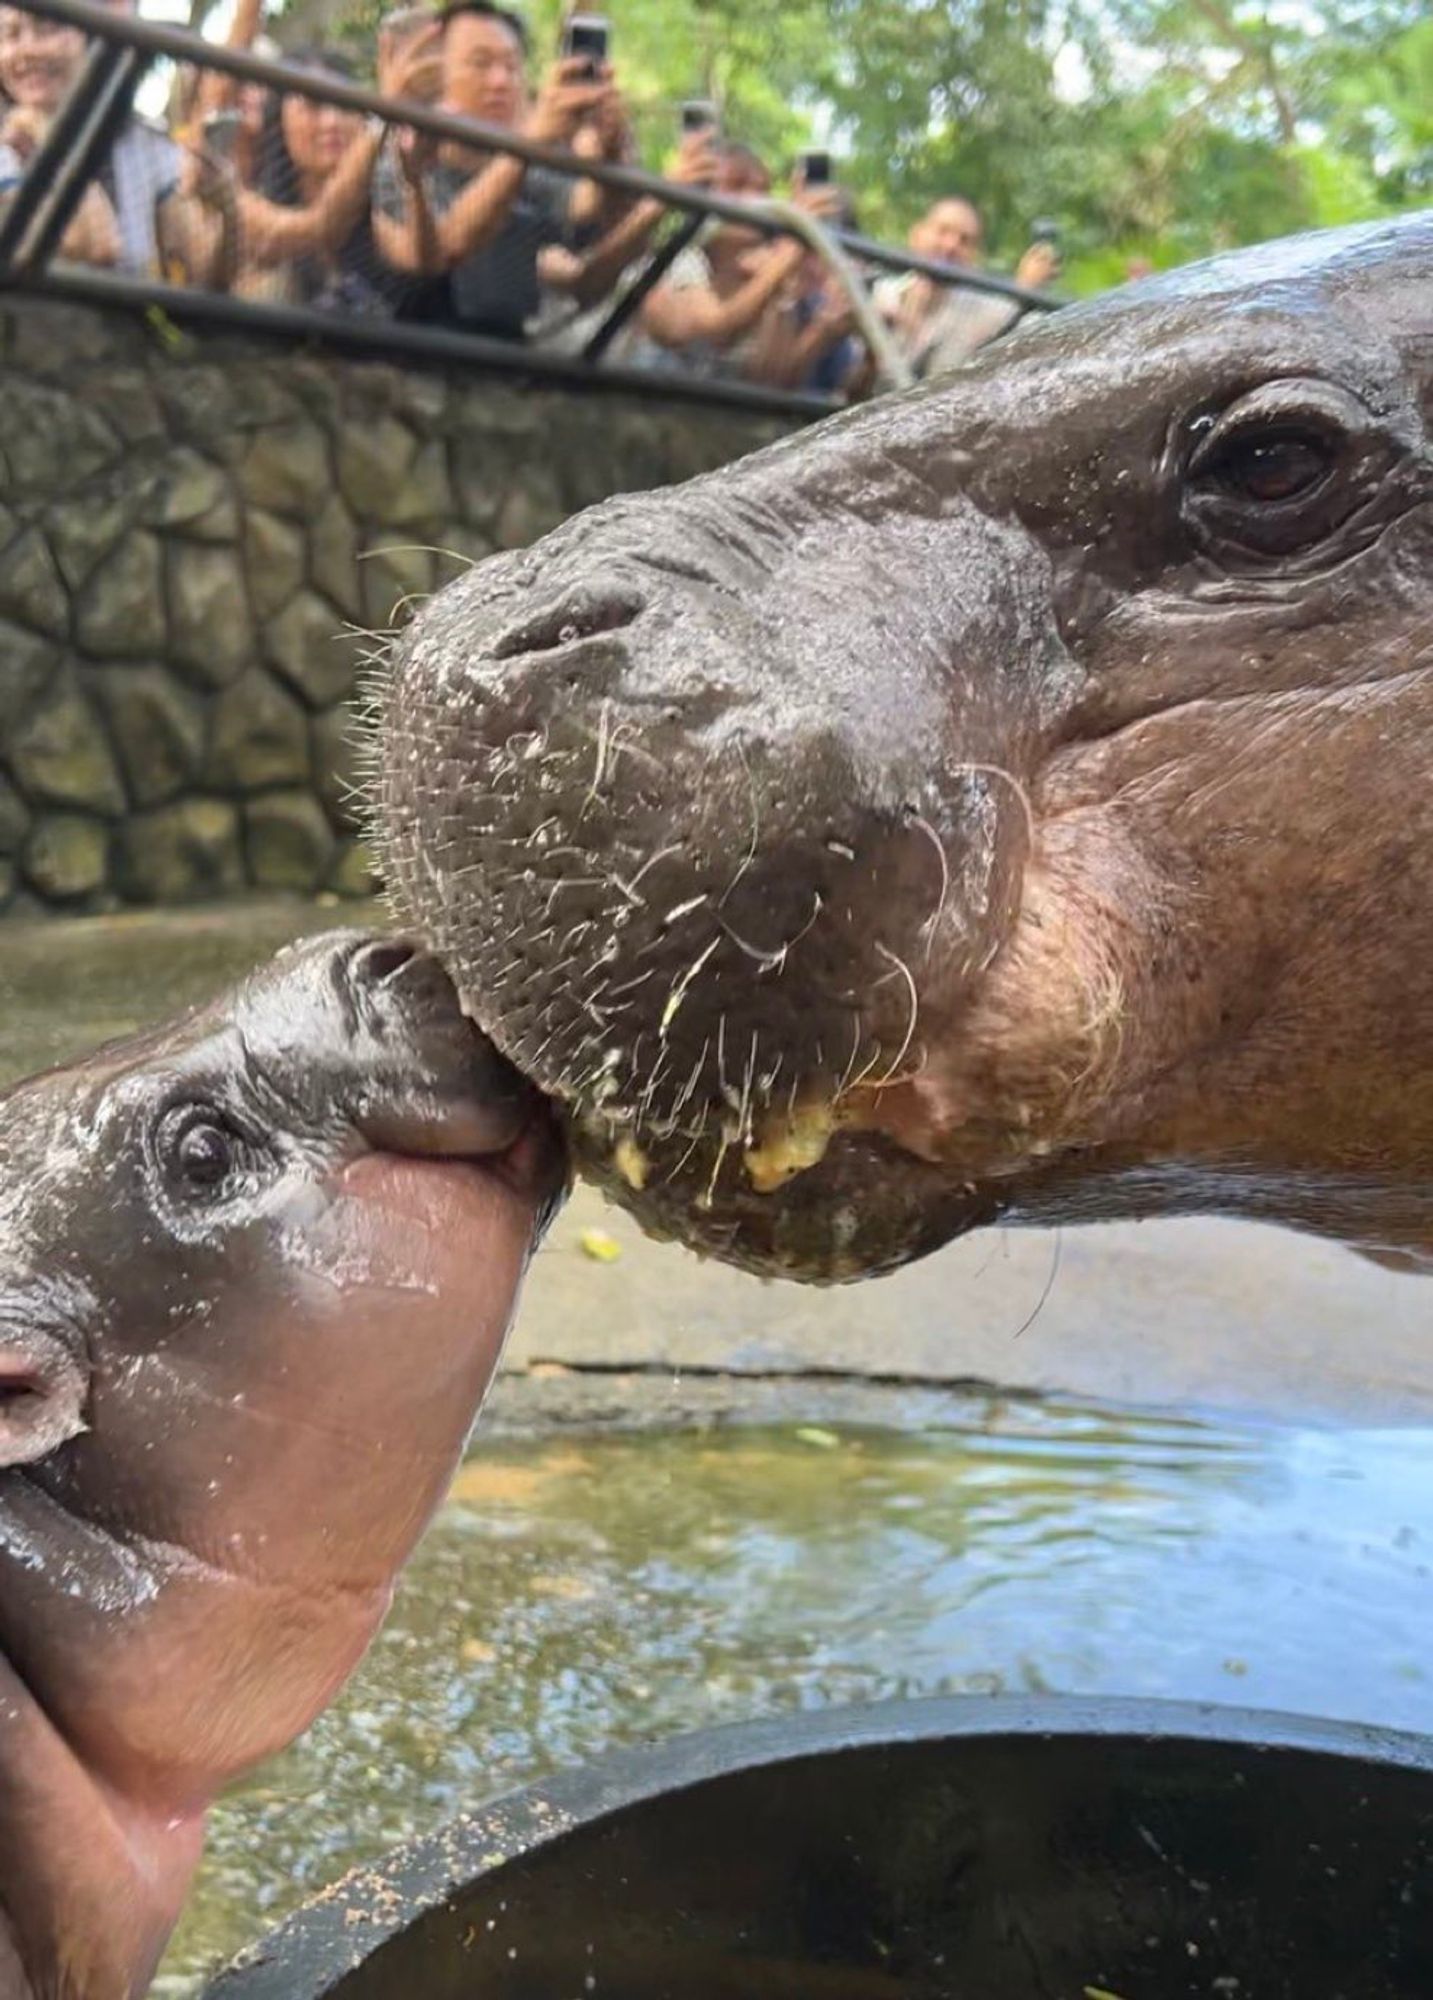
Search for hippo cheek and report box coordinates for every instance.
[0,1150,540,1803]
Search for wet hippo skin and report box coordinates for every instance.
[374,213,1433,1281]
[0,934,565,1999]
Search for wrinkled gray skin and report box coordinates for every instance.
[376,213,1433,1282]
[0,933,563,1999]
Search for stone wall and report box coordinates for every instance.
[0,296,794,916]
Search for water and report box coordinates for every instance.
[157,1407,1432,1991]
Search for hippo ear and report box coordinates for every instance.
[0,1327,88,1468]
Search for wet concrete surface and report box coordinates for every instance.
[1,901,1428,1430]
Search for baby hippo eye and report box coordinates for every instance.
[175,1119,235,1188]
[1207,430,1333,504]
[156,1106,262,1202]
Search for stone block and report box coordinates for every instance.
[76,532,165,658]
[245,790,334,892]
[328,837,378,898]
[157,366,241,458]
[392,373,448,428]
[77,370,167,447]
[495,471,567,551]
[284,358,344,428]
[9,670,125,813]
[450,435,508,532]
[6,301,115,373]
[454,382,545,440]
[0,529,70,640]
[313,701,367,829]
[118,798,243,903]
[0,772,31,853]
[0,380,118,497]
[23,813,109,901]
[310,497,363,620]
[360,543,434,634]
[166,541,253,687]
[244,508,307,622]
[0,620,57,734]
[144,449,236,540]
[47,497,137,595]
[206,668,310,791]
[238,421,332,518]
[335,416,417,521]
[91,664,206,808]
[265,591,360,709]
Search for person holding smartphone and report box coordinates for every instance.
[636,143,851,386]
[874,194,1060,377]
[374,1,663,342]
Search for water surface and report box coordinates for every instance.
[160,1406,1433,1991]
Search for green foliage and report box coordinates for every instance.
[284,0,1431,274]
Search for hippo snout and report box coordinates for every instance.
[379,481,1070,1253]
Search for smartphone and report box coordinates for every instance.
[200,109,243,163]
[799,148,831,186]
[681,98,719,135]
[563,13,610,77]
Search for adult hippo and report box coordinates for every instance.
[0,932,564,1999]
[374,212,1433,1282]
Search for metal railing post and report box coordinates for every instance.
[582,211,705,364]
[0,35,133,273]
[7,43,148,276]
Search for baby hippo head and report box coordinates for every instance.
[0,931,565,2000]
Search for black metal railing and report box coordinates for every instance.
[0,0,1064,415]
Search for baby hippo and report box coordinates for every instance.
[0,932,566,1999]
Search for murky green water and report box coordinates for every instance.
[157,1406,1433,1992]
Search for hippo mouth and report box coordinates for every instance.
[373,480,1056,1280]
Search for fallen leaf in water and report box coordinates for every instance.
[794,1426,841,1450]
[447,1462,546,1505]
[531,1573,598,1602]
[460,1638,497,1665]
[579,1228,623,1262]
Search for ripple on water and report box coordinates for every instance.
[158,1400,1433,1993]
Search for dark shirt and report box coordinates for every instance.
[374,150,570,340]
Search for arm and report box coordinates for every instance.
[641,234,804,351]
[245,26,443,273]
[194,0,264,119]
[553,129,719,308]
[238,120,387,269]
[372,130,442,274]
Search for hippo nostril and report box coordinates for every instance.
[346,938,422,988]
[489,589,644,663]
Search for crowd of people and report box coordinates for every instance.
[0,0,1062,398]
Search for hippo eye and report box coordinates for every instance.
[1181,379,1394,565]
[156,1106,260,1202]
[175,1120,235,1188]
[1201,430,1334,505]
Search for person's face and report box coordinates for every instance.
[281,88,360,180]
[915,199,983,267]
[710,151,770,258]
[0,9,85,113]
[442,12,525,127]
